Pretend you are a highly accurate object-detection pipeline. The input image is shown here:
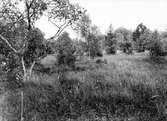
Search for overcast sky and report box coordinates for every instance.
[35,0,167,39]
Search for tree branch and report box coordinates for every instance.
[48,19,60,29]
[29,61,35,77]
[29,0,35,8]
[0,34,18,53]
[57,22,70,37]
[47,21,70,41]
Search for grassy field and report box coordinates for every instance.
[1,52,167,121]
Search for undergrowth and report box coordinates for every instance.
[1,54,167,121]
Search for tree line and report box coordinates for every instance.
[104,23,167,57]
[76,19,167,58]
[1,1,167,76]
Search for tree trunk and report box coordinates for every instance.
[20,91,24,121]
[21,57,26,80]
[29,61,36,79]
[21,57,26,121]
[26,1,31,31]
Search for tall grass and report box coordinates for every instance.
[1,53,167,121]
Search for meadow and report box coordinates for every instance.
[1,52,167,121]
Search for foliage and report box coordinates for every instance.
[149,31,163,57]
[104,31,117,54]
[76,15,103,58]
[75,14,91,38]
[160,31,167,39]
[0,0,47,30]
[3,53,167,121]
[1,1,167,121]
[0,0,85,72]
[0,0,48,79]
[89,25,103,57]
[55,32,76,68]
[73,40,87,59]
[48,0,85,39]
[160,39,167,52]
[0,1,85,121]
[23,28,47,67]
[105,46,116,55]
[115,27,133,54]
[133,23,147,42]
[87,33,102,58]
[43,41,55,55]
[0,21,25,73]
[133,23,149,52]
[138,29,152,51]
[120,41,133,54]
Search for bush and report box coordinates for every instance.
[122,42,133,54]
[96,59,107,64]
[57,53,76,69]
[96,59,103,64]
[149,31,163,58]
[3,64,167,121]
[96,51,103,57]
[105,46,116,54]
[149,41,162,57]
[54,32,76,69]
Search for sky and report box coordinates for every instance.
[35,0,167,39]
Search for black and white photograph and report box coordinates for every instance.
[0,0,167,120]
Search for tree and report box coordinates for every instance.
[47,0,85,40]
[138,29,152,50]
[115,27,133,54]
[75,22,103,59]
[54,32,76,68]
[73,39,87,60]
[0,19,47,121]
[89,25,103,57]
[104,25,117,54]
[107,24,114,34]
[133,23,147,52]
[0,0,48,78]
[149,30,163,57]
[0,0,85,120]
[0,0,85,75]
[75,14,103,59]
[87,33,102,58]
[76,13,91,39]
[160,31,167,39]
[23,28,47,67]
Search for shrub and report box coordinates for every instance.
[105,46,116,54]
[149,31,163,58]
[55,32,76,69]
[121,42,133,54]
[57,53,76,69]
[96,50,103,57]
[96,59,103,64]
[87,33,102,59]
[96,59,107,64]
[149,41,162,57]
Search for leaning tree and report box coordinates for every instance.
[0,0,85,78]
[0,0,85,120]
